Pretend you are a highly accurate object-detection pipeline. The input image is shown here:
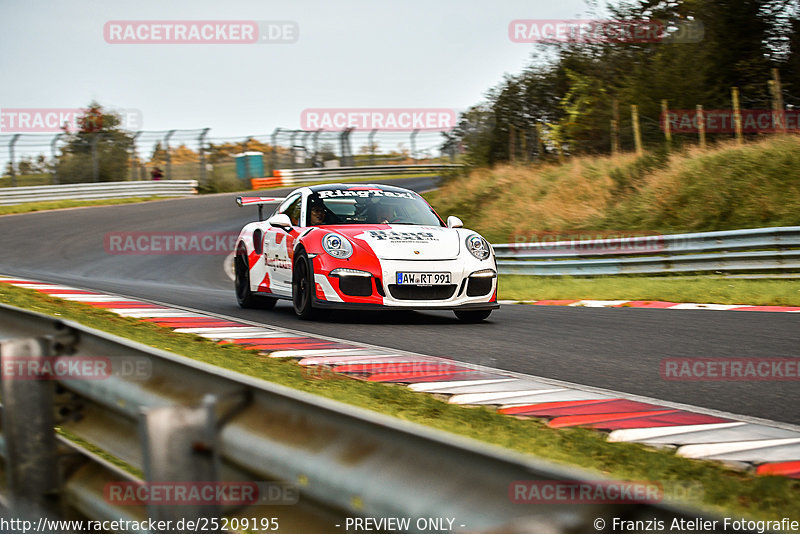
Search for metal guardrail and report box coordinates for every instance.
[0,303,740,533]
[0,180,198,206]
[493,226,800,276]
[276,164,462,184]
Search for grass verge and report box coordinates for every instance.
[498,275,800,306]
[0,197,172,216]
[0,281,797,519]
[424,136,800,243]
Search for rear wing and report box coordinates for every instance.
[236,196,285,221]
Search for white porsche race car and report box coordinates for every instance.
[234,183,499,321]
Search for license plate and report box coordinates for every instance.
[396,272,451,285]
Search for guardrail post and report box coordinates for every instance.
[140,394,223,528]
[410,129,419,161]
[8,134,21,187]
[50,133,63,185]
[0,337,60,516]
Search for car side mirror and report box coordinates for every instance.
[268,213,293,231]
[446,216,463,228]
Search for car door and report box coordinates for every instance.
[264,193,303,295]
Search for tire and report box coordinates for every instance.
[454,309,492,323]
[235,252,277,310]
[292,250,316,319]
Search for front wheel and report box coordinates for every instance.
[292,251,316,319]
[454,309,492,323]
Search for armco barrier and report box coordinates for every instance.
[0,180,198,206]
[494,226,800,276]
[0,303,744,533]
[250,164,462,189]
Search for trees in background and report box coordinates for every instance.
[455,0,800,165]
[55,102,134,183]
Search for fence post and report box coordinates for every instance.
[611,99,620,155]
[312,129,322,167]
[130,131,142,181]
[770,68,785,134]
[368,129,377,166]
[291,131,301,169]
[661,100,671,148]
[536,122,546,159]
[631,105,643,156]
[409,129,419,162]
[696,105,706,148]
[521,128,528,163]
[508,125,516,163]
[8,134,21,186]
[301,131,312,167]
[164,130,175,180]
[50,133,63,184]
[91,133,101,182]
[732,87,743,145]
[347,128,355,165]
[198,128,209,184]
[270,128,280,174]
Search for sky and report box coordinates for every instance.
[0,0,594,139]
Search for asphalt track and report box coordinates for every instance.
[0,177,797,425]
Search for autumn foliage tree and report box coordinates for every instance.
[55,102,134,183]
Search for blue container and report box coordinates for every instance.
[234,152,265,179]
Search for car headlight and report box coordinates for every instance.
[466,235,491,260]
[322,233,353,259]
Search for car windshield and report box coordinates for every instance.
[307,189,444,226]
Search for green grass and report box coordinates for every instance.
[498,275,800,306]
[425,136,800,243]
[0,173,53,188]
[0,196,173,216]
[0,281,797,518]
